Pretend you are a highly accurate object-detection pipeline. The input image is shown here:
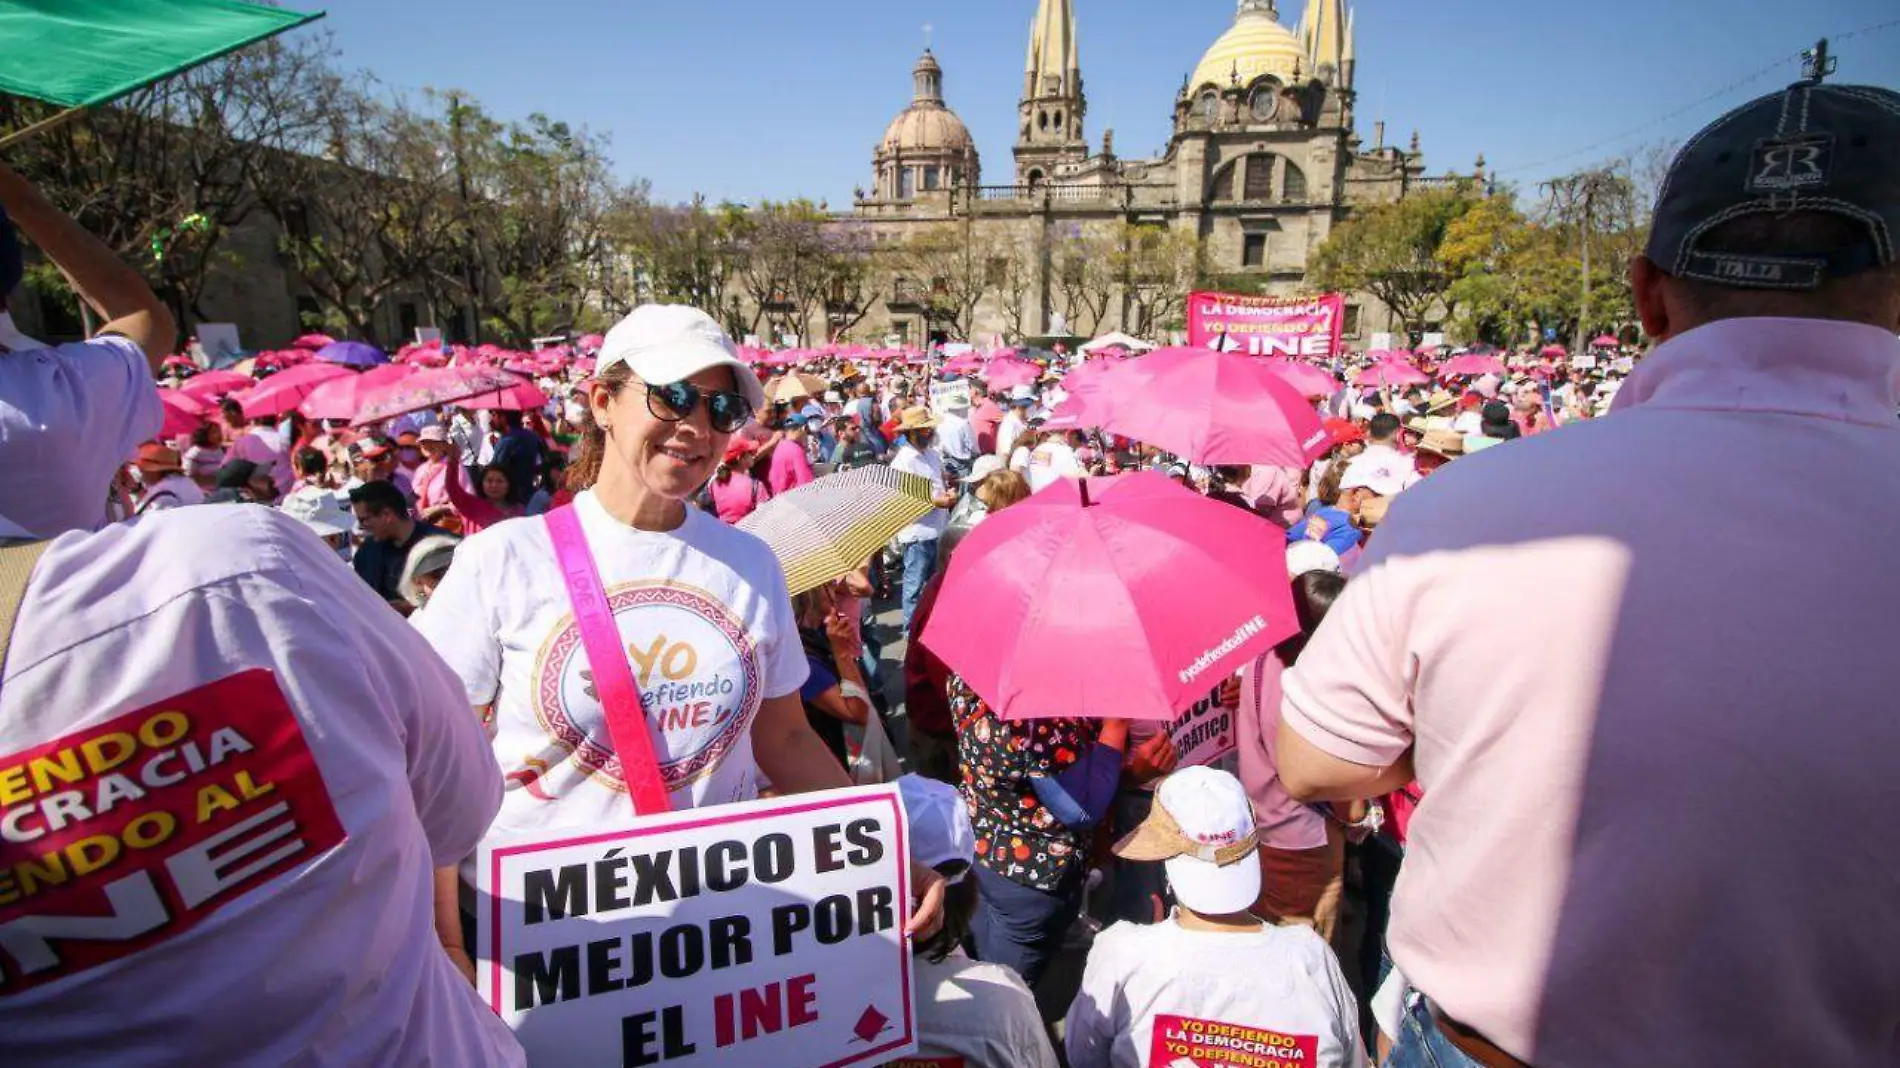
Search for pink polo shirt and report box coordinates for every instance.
[1283,318,1900,1067]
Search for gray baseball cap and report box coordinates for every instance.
[1646,81,1900,290]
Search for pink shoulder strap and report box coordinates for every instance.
[544,506,672,815]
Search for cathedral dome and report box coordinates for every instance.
[881,51,975,154]
[881,105,975,155]
[1189,0,1304,92]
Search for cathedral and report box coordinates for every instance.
[837,0,1479,346]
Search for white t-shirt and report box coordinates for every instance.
[0,506,521,1067]
[1025,438,1083,492]
[1063,916,1363,1068]
[136,473,205,512]
[414,489,807,878]
[912,949,1059,1068]
[0,335,161,537]
[890,443,948,544]
[996,411,1028,458]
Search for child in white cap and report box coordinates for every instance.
[1064,766,1362,1068]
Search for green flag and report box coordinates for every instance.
[0,0,323,110]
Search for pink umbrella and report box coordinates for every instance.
[233,363,353,419]
[983,356,1043,391]
[1352,362,1431,389]
[1438,353,1507,379]
[290,333,335,351]
[1591,334,1621,348]
[918,472,1298,721]
[1264,360,1340,399]
[177,370,256,398]
[351,366,544,427]
[1539,344,1568,358]
[577,333,605,352]
[157,389,208,440]
[299,364,417,421]
[1092,347,1328,467]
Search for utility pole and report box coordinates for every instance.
[447,91,482,344]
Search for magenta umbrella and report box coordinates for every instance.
[1092,347,1328,467]
[1352,361,1431,389]
[1591,334,1621,348]
[983,356,1043,391]
[942,353,984,375]
[177,369,256,398]
[1438,353,1507,379]
[351,366,543,427]
[290,333,335,351]
[157,389,208,440]
[299,364,417,422]
[233,363,353,419]
[1539,344,1568,358]
[919,471,1298,721]
[1265,360,1340,399]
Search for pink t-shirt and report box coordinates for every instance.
[1236,651,1327,850]
[707,473,767,524]
[767,436,814,496]
[1282,318,1900,1066]
[411,457,452,517]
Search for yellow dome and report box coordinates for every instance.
[1189,4,1304,92]
[880,105,975,154]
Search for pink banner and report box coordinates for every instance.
[1186,291,1345,360]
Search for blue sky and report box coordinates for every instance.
[308,0,1900,206]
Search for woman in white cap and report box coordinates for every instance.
[1064,766,1363,1068]
[415,305,940,981]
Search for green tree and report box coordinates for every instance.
[1308,186,1480,337]
[895,223,993,342]
[1114,221,1202,338]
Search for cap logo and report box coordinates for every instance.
[1747,134,1832,192]
[1681,251,1825,290]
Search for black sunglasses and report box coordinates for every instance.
[643,381,753,434]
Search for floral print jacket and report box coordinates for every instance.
[951,675,1098,892]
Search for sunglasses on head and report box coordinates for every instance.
[642,380,753,434]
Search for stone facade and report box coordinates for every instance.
[830,0,1479,347]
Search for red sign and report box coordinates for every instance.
[1148,1013,1317,1067]
[0,670,345,993]
[1186,291,1345,360]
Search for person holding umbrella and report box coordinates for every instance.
[889,406,959,630]
[414,305,942,984]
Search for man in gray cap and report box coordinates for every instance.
[1276,73,1900,1067]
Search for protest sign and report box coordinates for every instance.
[1186,292,1344,360]
[1369,332,1394,352]
[927,379,973,415]
[1570,353,1598,370]
[479,785,917,1068]
[1611,355,1634,373]
[0,670,346,992]
[1420,332,1446,350]
[1148,1014,1317,1068]
[1165,686,1235,769]
[196,323,241,363]
[415,327,443,345]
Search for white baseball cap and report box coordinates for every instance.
[279,490,352,538]
[1113,766,1260,914]
[1285,540,1343,579]
[897,774,974,881]
[597,304,766,411]
[1339,454,1414,499]
[961,454,1007,485]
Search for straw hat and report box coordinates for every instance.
[894,406,939,432]
[1417,428,1466,458]
[135,442,184,475]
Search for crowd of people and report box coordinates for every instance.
[2,77,1898,1068]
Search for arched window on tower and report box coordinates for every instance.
[1054,110,1064,132]
[1282,161,1308,202]
[1208,163,1235,202]
[899,168,915,199]
[1198,91,1219,124]
[923,166,941,191]
[1026,169,1044,191]
[1038,111,1049,132]
[1250,81,1281,122]
[1244,155,1274,201]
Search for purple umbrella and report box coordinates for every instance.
[315,340,389,368]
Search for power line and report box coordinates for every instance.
[1494,19,1900,178]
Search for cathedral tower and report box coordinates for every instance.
[1014,0,1088,187]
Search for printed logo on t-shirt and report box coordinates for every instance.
[1148,1013,1317,1067]
[532,580,761,794]
[0,670,346,994]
